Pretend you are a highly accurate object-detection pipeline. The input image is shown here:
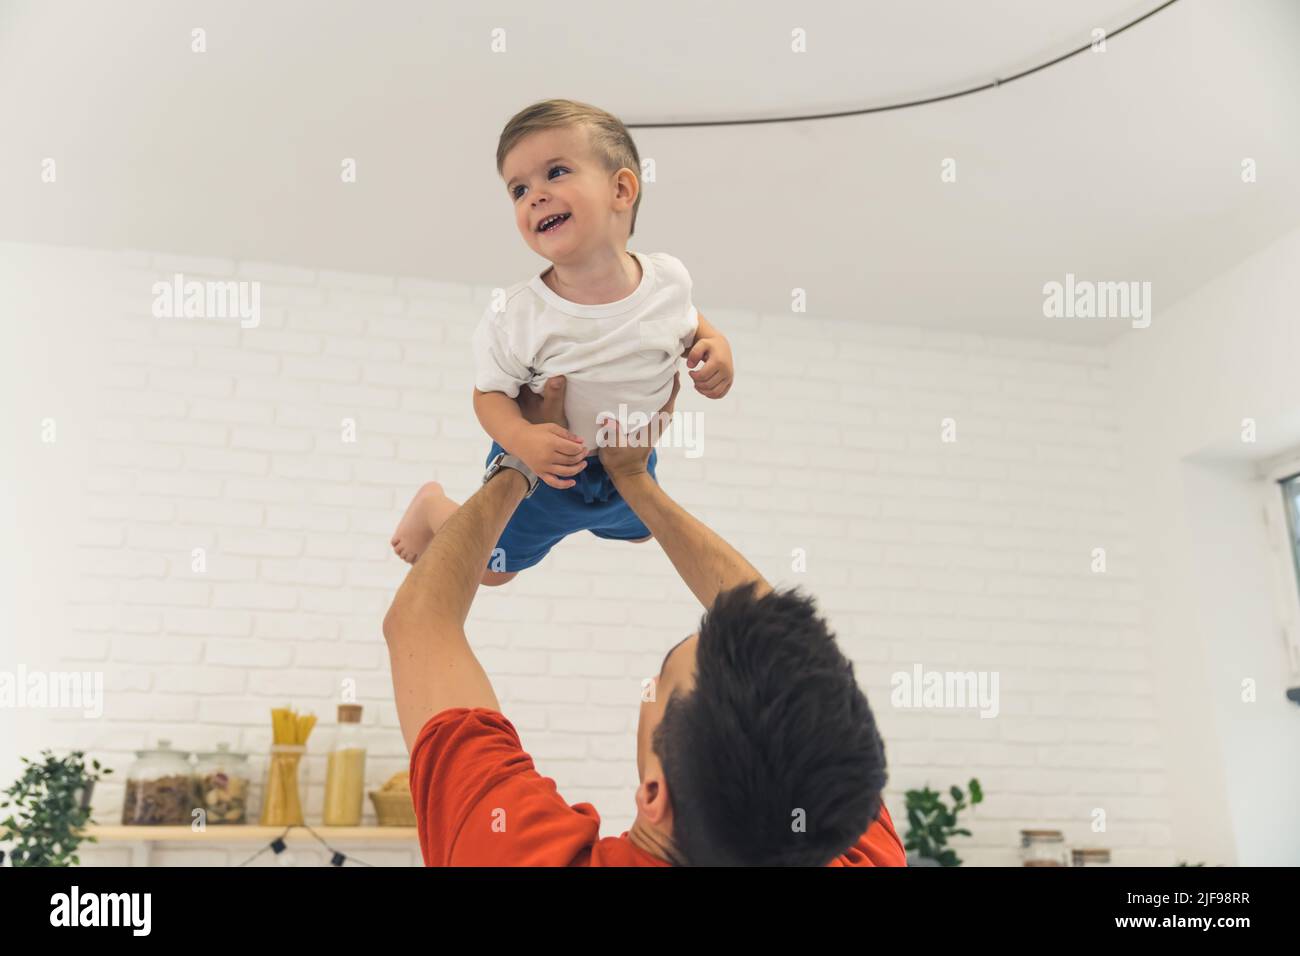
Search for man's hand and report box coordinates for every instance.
[512,376,588,490]
[597,372,680,484]
[684,334,733,399]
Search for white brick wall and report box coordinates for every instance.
[9,241,1167,866]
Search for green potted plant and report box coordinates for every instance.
[904,778,983,866]
[1,750,112,867]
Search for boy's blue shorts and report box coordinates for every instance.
[484,440,659,573]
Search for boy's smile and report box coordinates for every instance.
[536,212,572,236]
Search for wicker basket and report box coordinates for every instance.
[369,789,416,827]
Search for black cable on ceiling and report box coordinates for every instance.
[624,0,1182,129]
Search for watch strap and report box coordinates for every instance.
[485,451,540,498]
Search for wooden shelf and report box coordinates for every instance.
[84,824,416,842]
[81,825,418,863]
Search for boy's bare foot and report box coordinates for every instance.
[391,481,455,564]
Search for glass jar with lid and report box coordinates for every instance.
[194,743,251,825]
[122,739,198,825]
[1020,829,1069,866]
[1071,848,1112,867]
[322,704,367,826]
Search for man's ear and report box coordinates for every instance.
[636,768,674,831]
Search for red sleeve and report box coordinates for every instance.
[832,802,909,867]
[408,707,601,866]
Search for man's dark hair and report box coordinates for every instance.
[652,582,887,866]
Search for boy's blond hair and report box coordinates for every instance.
[496,99,643,238]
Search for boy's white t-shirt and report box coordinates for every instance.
[472,250,699,455]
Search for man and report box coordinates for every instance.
[382,376,904,866]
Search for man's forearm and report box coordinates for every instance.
[613,471,770,608]
[388,468,528,631]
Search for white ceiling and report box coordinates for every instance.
[2,0,1298,343]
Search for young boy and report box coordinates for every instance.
[391,99,734,584]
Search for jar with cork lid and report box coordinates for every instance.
[322,704,367,826]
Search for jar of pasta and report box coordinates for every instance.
[194,743,251,825]
[121,740,198,825]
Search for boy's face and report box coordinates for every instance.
[502,125,632,263]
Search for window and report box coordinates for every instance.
[1283,473,1300,606]
[1263,455,1300,697]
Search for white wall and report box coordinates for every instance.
[1109,225,1300,866]
[2,239,1176,866]
[1,245,104,834]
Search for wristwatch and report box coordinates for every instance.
[483,451,540,498]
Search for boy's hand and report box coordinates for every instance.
[684,335,733,399]
[598,372,680,484]
[512,376,588,490]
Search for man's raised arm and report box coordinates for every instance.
[617,469,771,609]
[598,383,771,609]
[382,466,528,752]
[382,378,579,753]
